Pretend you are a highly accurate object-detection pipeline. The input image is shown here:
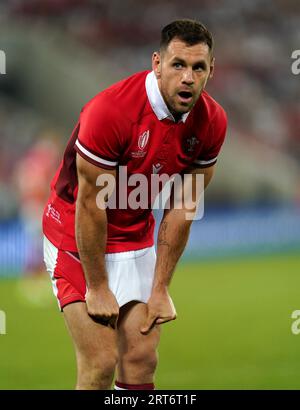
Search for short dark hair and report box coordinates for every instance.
[160,19,214,54]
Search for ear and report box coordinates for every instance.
[152,51,161,79]
[209,57,215,79]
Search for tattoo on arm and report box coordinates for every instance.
[158,221,170,248]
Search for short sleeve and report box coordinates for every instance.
[193,106,227,168]
[74,95,124,169]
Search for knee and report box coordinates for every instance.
[77,348,118,389]
[124,346,158,375]
[94,351,118,380]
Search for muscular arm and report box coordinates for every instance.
[141,164,215,334]
[76,154,119,327]
[154,165,214,289]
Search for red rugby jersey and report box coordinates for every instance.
[42,70,227,253]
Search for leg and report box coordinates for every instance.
[63,302,118,390]
[116,301,160,388]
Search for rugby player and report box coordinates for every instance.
[43,19,227,390]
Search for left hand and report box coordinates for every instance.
[140,289,177,335]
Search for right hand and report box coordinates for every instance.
[85,287,119,329]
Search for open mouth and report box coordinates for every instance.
[177,91,193,103]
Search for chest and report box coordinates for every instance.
[121,117,209,176]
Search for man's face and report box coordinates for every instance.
[152,38,214,117]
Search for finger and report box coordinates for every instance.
[88,312,111,326]
[90,310,119,328]
[108,313,119,329]
[91,316,110,326]
[155,315,177,325]
[140,315,157,335]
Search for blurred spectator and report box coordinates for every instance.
[13,131,61,275]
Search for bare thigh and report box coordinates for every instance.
[63,302,118,389]
[116,301,161,385]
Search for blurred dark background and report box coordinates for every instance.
[0,0,299,270]
[1,0,300,391]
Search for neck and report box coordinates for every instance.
[156,77,183,123]
[171,111,183,123]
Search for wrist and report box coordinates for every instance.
[152,282,169,293]
[87,279,109,292]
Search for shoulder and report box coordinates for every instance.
[81,71,150,124]
[195,90,227,127]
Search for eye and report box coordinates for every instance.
[173,62,183,69]
[194,64,206,72]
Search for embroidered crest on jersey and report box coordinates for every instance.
[138,130,150,150]
[131,130,150,158]
[184,136,199,155]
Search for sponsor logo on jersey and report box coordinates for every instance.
[152,163,163,174]
[131,130,150,158]
[138,130,150,150]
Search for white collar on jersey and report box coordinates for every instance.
[145,70,190,123]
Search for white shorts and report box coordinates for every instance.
[43,235,156,310]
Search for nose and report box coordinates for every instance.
[182,69,194,85]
